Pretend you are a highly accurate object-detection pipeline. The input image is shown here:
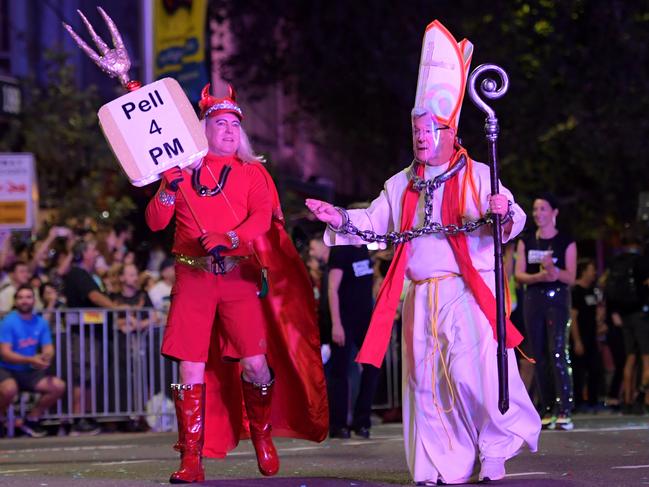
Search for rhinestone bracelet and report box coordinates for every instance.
[226,230,240,249]
[158,190,176,207]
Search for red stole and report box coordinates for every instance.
[356,150,522,368]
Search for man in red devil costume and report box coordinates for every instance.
[146,84,327,483]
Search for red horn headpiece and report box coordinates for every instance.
[198,83,243,120]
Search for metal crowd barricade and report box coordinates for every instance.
[4,308,403,436]
[372,322,402,410]
[5,307,179,436]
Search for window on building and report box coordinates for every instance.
[0,0,9,74]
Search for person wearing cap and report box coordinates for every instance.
[146,85,327,483]
[515,193,577,430]
[306,20,540,484]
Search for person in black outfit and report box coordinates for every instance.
[63,238,119,435]
[308,234,332,360]
[606,235,649,413]
[327,244,379,439]
[515,193,577,430]
[570,258,603,412]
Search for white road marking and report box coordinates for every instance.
[91,459,159,466]
[0,444,138,455]
[550,425,649,433]
[612,465,649,470]
[228,446,323,457]
[505,471,548,477]
[0,468,41,474]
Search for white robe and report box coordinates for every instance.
[325,160,541,484]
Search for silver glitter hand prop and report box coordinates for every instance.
[62,6,139,90]
[468,64,510,415]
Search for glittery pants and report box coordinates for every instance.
[524,286,573,415]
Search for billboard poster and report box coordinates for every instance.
[0,153,37,230]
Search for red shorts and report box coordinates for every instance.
[161,260,267,362]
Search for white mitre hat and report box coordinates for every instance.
[413,20,473,130]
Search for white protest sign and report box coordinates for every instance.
[98,77,208,187]
[0,153,37,230]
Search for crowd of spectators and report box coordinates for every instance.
[0,218,175,437]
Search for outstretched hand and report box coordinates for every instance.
[305,199,343,228]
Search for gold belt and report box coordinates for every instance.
[176,253,245,275]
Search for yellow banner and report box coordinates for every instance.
[153,0,208,104]
[0,201,27,225]
[82,311,105,325]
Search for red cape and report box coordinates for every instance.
[203,163,329,458]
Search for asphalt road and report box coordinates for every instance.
[0,413,648,486]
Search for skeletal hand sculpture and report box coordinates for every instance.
[63,6,139,90]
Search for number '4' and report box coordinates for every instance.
[149,119,162,135]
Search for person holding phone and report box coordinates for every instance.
[515,193,577,430]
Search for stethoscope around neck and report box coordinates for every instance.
[192,163,232,197]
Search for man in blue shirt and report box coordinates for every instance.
[0,285,66,437]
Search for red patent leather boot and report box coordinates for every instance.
[169,383,205,484]
[241,372,280,476]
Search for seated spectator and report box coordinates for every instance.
[0,261,31,314]
[0,285,66,437]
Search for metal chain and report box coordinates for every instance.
[339,207,494,245]
[336,157,512,245]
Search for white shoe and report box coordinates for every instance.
[555,414,574,431]
[479,457,506,482]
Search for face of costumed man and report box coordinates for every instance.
[411,111,457,166]
[205,112,241,156]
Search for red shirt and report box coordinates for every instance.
[145,154,272,257]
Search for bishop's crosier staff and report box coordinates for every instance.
[468,64,511,414]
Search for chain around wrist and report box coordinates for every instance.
[327,207,350,234]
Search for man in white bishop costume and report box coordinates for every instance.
[306,20,541,485]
